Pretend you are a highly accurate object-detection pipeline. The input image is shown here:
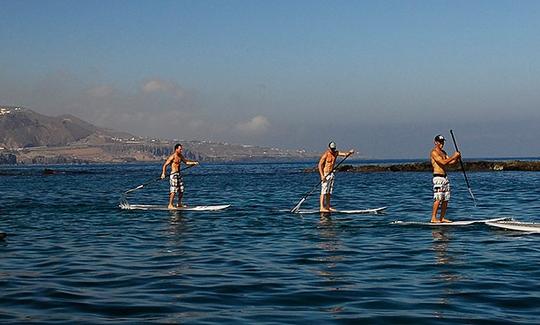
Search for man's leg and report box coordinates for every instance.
[327,176,335,211]
[325,194,333,211]
[439,200,450,222]
[168,192,175,209]
[320,180,330,212]
[320,194,331,212]
[177,191,184,207]
[320,193,326,211]
[431,199,441,223]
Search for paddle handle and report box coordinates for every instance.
[450,130,468,187]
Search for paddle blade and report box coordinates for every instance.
[290,197,306,213]
[124,184,144,194]
[468,188,477,207]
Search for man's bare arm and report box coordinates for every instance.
[181,154,199,166]
[448,153,461,165]
[318,154,326,180]
[338,149,355,157]
[432,150,460,166]
[161,155,174,178]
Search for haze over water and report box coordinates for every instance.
[1,162,539,323]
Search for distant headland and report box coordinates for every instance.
[0,106,318,164]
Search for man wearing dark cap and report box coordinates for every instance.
[318,141,354,212]
[430,135,461,222]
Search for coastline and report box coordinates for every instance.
[304,160,540,172]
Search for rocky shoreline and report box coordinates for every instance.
[305,160,540,173]
[0,142,318,165]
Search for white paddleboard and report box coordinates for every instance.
[120,204,230,211]
[294,207,387,215]
[486,221,540,233]
[392,217,510,226]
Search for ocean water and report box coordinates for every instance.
[0,162,539,324]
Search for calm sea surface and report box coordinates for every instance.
[1,162,539,324]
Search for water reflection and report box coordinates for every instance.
[315,213,347,314]
[431,229,462,319]
[167,211,188,237]
[432,230,452,265]
[317,213,343,266]
[164,211,190,277]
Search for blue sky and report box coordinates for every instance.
[1,0,539,158]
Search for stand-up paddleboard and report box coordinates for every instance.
[486,220,540,233]
[120,203,230,211]
[392,217,510,226]
[290,207,387,215]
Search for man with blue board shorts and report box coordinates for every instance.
[430,135,460,223]
[318,142,354,212]
[161,143,199,209]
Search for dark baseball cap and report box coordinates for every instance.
[434,135,445,143]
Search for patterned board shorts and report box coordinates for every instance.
[170,172,184,193]
[321,173,335,195]
[433,176,450,201]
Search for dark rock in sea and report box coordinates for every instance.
[42,168,67,175]
[0,153,16,164]
[304,160,540,173]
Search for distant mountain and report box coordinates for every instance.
[0,106,318,164]
[0,106,133,148]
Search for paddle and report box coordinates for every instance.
[123,164,197,195]
[449,129,477,207]
[290,151,353,213]
[124,176,162,195]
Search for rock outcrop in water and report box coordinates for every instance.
[0,153,16,164]
[305,160,540,173]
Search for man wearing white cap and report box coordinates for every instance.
[430,135,461,222]
[318,142,354,212]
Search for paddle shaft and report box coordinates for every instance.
[449,130,477,206]
[291,152,352,213]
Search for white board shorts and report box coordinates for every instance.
[433,176,450,201]
[321,173,335,195]
[170,172,184,193]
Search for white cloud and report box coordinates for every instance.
[235,115,270,135]
[141,79,185,98]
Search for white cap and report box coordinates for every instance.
[329,141,337,150]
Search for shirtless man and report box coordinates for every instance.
[318,142,354,212]
[161,143,199,209]
[430,135,461,223]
